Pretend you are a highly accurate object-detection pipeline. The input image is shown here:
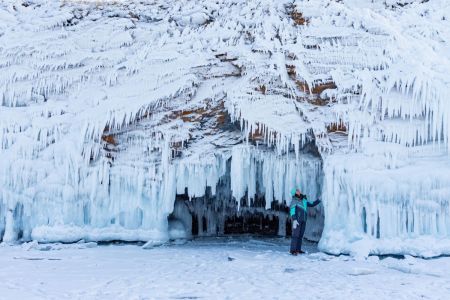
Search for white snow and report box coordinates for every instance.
[1,239,450,299]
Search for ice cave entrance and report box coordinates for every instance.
[168,156,324,242]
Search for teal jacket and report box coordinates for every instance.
[290,194,320,222]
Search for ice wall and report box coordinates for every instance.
[0,143,323,243]
[320,148,450,257]
[1,0,450,256]
[293,0,450,257]
[0,149,229,243]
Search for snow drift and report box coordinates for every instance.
[0,0,450,257]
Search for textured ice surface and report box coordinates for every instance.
[1,239,450,299]
[1,0,450,256]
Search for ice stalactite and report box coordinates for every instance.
[230,146,322,209]
[230,146,323,240]
[320,150,450,257]
[169,146,323,240]
[1,0,450,257]
[0,141,323,243]
[2,151,230,243]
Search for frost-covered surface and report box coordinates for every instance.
[1,0,450,256]
[1,239,450,299]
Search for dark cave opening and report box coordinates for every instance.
[224,213,279,235]
[168,154,324,241]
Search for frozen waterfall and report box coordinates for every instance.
[1,0,450,257]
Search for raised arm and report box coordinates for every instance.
[307,199,321,207]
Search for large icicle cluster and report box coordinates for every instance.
[230,146,321,210]
[292,0,450,256]
[1,0,450,256]
[321,150,450,257]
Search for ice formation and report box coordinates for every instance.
[0,0,450,256]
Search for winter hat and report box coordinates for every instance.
[291,188,299,197]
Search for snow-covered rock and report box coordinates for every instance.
[0,0,449,256]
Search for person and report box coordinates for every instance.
[289,188,321,255]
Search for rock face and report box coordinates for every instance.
[0,0,449,256]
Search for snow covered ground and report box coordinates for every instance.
[1,238,450,299]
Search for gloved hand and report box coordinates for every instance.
[293,220,299,229]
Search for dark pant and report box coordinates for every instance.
[290,220,306,252]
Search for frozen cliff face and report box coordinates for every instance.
[0,0,449,256]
